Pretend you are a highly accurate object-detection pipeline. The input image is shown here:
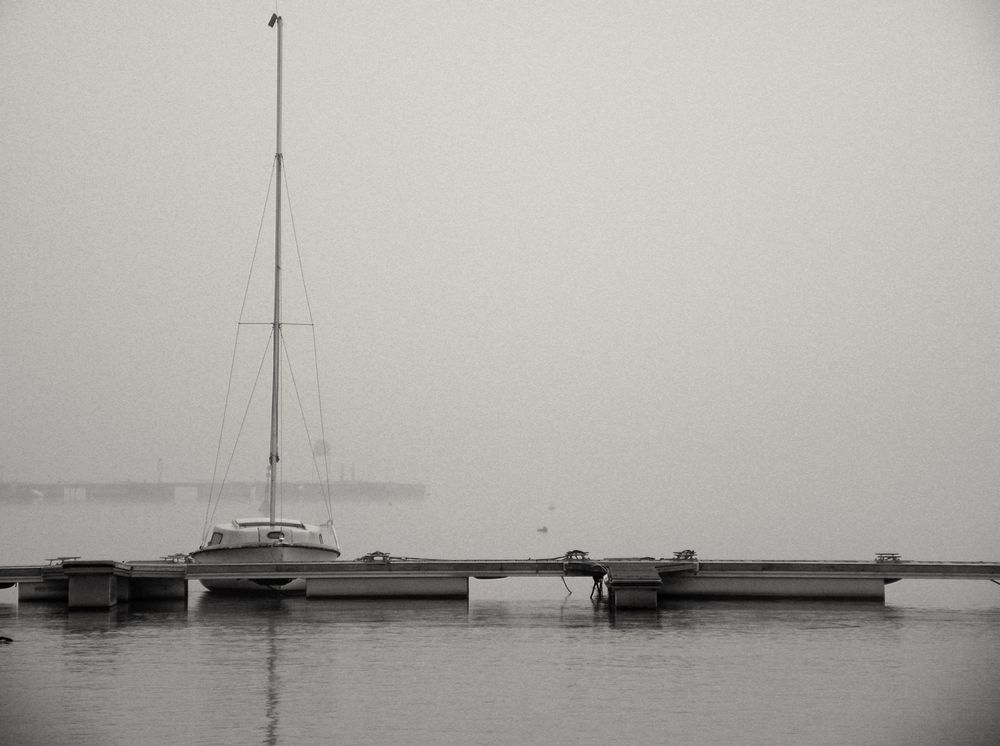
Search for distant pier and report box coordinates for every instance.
[0,479,426,503]
[2,555,997,611]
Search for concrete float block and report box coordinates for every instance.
[67,574,118,609]
[130,578,189,601]
[62,560,121,609]
[18,580,69,602]
[609,586,660,610]
[306,575,469,599]
[658,575,887,600]
[605,561,663,609]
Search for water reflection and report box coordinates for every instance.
[2,587,997,744]
[265,614,278,746]
[190,592,475,744]
[192,592,470,622]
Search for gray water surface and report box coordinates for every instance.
[1,500,998,744]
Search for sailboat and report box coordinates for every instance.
[189,13,341,592]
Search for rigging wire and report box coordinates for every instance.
[202,322,244,540]
[239,161,277,325]
[280,159,318,325]
[278,332,337,538]
[202,152,339,539]
[203,330,274,542]
[203,162,277,542]
[281,158,338,531]
[312,321,337,532]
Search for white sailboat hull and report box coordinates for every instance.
[190,517,341,593]
[189,544,341,593]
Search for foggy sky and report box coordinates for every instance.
[2,1,999,559]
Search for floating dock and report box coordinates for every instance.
[2,554,997,611]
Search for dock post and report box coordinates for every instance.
[63,561,120,609]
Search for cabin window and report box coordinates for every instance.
[266,531,285,540]
[208,532,223,546]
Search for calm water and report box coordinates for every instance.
[2,499,998,744]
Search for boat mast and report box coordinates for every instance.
[267,12,283,524]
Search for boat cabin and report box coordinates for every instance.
[202,518,330,549]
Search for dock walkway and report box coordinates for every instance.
[1,557,997,610]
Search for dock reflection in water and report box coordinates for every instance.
[3,587,999,744]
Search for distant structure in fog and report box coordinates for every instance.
[0,480,426,504]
